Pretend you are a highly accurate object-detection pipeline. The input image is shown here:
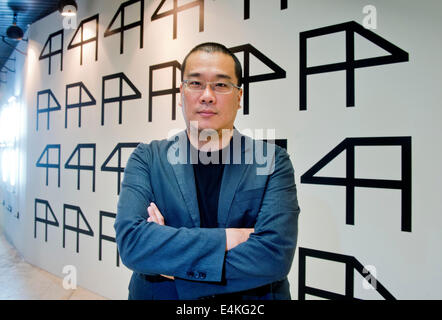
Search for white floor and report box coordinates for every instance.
[0,231,107,300]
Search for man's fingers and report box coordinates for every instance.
[146,203,165,226]
[225,228,255,251]
[150,202,165,225]
[147,206,159,224]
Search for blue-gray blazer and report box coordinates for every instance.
[115,129,300,299]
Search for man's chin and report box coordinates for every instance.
[186,120,234,134]
[188,121,216,132]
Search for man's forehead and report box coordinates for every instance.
[186,72,232,80]
[184,51,236,77]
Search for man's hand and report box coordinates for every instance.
[147,202,165,225]
[146,202,174,280]
[225,228,254,251]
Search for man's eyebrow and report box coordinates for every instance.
[216,74,232,80]
[186,72,232,80]
[186,72,201,78]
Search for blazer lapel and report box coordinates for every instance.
[170,131,201,227]
[172,163,201,227]
[217,130,250,227]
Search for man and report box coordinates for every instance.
[115,42,300,300]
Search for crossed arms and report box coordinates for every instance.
[147,202,254,252]
[146,202,254,280]
[114,142,300,298]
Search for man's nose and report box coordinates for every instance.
[199,84,216,105]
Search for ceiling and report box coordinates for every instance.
[0,0,60,74]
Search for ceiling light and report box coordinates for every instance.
[6,13,24,40]
[58,0,78,16]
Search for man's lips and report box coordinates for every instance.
[197,110,217,117]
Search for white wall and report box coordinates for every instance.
[1,0,441,299]
[0,35,29,254]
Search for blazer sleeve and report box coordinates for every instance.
[174,147,300,299]
[114,143,227,282]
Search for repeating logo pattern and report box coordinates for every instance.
[32,0,410,298]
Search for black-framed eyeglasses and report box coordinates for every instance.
[182,80,241,94]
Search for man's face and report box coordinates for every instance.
[179,51,243,134]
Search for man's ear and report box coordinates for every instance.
[237,88,243,110]
[178,83,183,108]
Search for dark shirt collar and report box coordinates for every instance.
[186,132,234,165]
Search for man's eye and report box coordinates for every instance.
[189,81,202,86]
[214,82,228,88]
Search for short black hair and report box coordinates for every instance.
[181,42,243,87]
